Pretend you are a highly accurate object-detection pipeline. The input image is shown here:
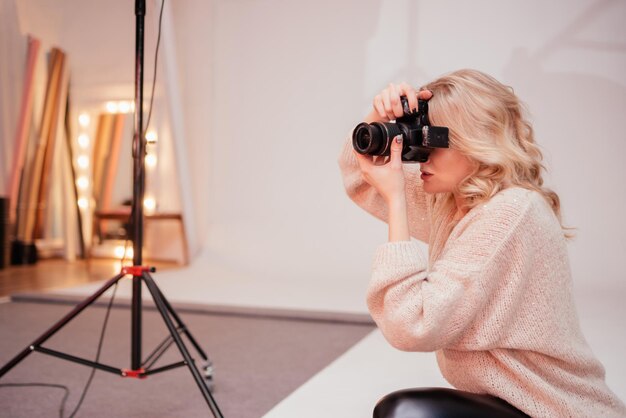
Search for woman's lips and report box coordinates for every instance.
[420,170,433,180]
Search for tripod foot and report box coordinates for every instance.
[201,360,215,392]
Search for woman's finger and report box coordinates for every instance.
[388,84,404,119]
[389,135,403,168]
[398,83,418,113]
[418,89,433,101]
[373,95,388,121]
[354,150,374,171]
[381,86,397,121]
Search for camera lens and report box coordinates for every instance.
[357,132,371,148]
[352,122,402,156]
[353,123,383,155]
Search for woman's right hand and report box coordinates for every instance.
[364,83,433,124]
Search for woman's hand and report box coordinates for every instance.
[356,83,433,204]
[355,135,410,242]
[354,83,433,241]
[355,135,406,205]
[364,83,433,124]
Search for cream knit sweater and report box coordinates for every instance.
[339,138,626,417]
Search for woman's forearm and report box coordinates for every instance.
[388,197,410,242]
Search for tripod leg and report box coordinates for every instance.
[141,272,223,418]
[0,272,126,378]
[154,285,209,361]
[153,284,214,382]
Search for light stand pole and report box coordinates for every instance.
[131,0,147,373]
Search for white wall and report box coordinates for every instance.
[199,0,626,291]
[7,0,626,289]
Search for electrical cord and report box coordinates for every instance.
[144,0,165,136]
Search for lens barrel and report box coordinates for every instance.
[352,122,402,156]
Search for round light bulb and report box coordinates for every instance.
[143,197,156,212]
[119,101,131,113]
[78,113,90,127]
[77,155,89,169]
[145,154,157,168]
[106,101,119,113]
[76,176,89,190]
[78,134,90,149]
[145,131,158,144]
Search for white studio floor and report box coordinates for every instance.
[50,250,626,418]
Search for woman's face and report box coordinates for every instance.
[419,147,475,195]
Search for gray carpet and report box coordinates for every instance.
[0,293,374,417]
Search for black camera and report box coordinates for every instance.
[352,96,449,163]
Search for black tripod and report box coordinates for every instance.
[0,2,224,417]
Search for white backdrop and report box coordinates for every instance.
[7,0,626,304]
[196,0,626,295]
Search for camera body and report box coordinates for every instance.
[352,96,449,163]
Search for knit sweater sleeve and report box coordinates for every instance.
[338,134,431,243]
[367,192,532,352]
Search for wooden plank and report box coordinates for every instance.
[7,36,41,227]
[14,95,39,242]
[63,82,86,258]
[21,48,63,243]
[50,55,78,259]
[34,48,67,239]
[92,113,114,209]
[100,113,125,211]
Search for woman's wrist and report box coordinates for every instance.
[387,195,410,242]
[387,195,407,210]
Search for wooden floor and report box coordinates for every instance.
[0,258,181,298]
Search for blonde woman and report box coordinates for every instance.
[339,69,626,417]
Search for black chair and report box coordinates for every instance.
[373,387,530,418]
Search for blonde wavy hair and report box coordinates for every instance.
[422,69,572,237]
